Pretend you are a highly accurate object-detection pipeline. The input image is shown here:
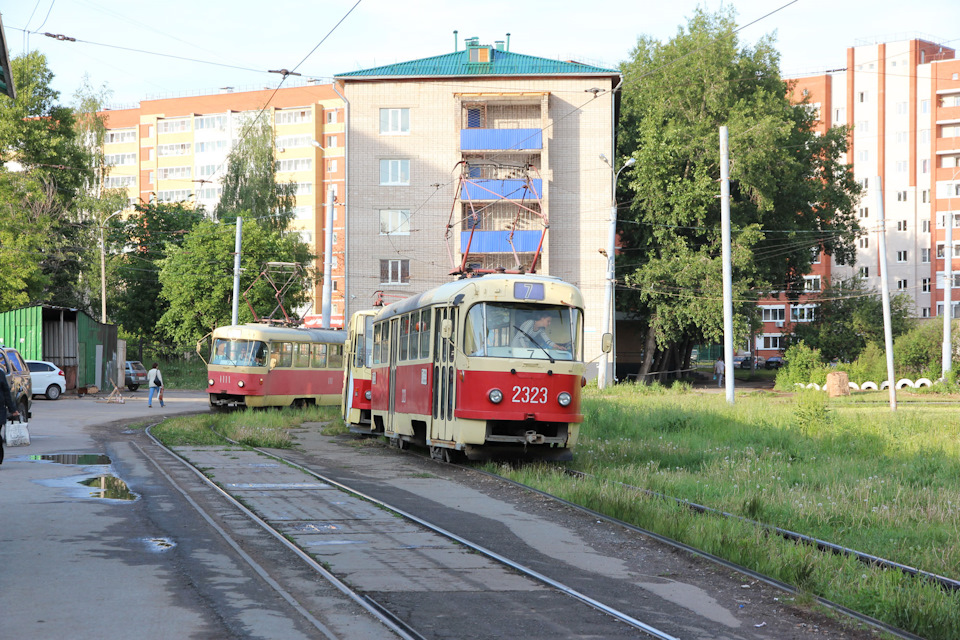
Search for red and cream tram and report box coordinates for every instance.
[370,274,589,461]
[341,309,377,433]
[206,323,346,410]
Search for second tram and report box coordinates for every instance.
[368,274,591,461]
[206,323,346,410]
[341,309,376,432]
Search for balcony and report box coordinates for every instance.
[460,128,542,151]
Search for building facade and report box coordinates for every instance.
[336,37,621,374]
[101,84,347,326]
[753,37,960,359]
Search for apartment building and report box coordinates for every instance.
[101,84,347,327]
[753,37,960,359]
[334,37,621,373]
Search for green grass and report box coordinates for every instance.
[152,405,342,447]
[491,385,960,639]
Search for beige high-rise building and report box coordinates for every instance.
[335,37,621,375]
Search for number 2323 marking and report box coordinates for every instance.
[512,386,548,404]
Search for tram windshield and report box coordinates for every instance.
[211,338,268,367]
[464,303,582,361]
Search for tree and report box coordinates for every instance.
[615,8,861,380]
[786,278,914,363]
[157,215,314,348]
[111,201,205,340]
[0,52,94,311]
[214,114,296,231]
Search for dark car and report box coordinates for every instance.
[1,346,33,420]
[765,356,785,369]
[125,360,148,391]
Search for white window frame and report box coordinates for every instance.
[379,209,411,235]
[380,108,410,135]
[380,159,410,185]
[380,259,410,285]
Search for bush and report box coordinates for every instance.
[775,341,828,389]
[844,342,887,385]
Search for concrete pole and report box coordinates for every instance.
[720,127,734,405]
[321,188,335,329]
[231,216,242,326]
[599,200,617,389]
[943,209,953,378]
[875,176,897,410]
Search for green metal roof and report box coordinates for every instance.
[336,47,618,79]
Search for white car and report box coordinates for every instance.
[26,360,66,400]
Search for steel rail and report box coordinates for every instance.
[231,438,680,640]
[462,464,926,640]
[142,425,421,640]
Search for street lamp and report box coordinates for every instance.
[598,154,636,389]
[99,210,123,323]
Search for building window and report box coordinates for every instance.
[859,206,869,219]
[859,177,869,190]
[921,129,930,144]
[922,278,932,292]
[277,158,312,172]
[856,120,870,133]
[897,220,907,231]
[326,110,336,124]
[922,307,931,318]
[937,243,945,258]
[859,236,869,249]
[327,135,337,147]
[858,91,868,103]
[380,159,410,185]
[380,108,410,134]
[895,161,907,173]
[379,209,410,235]
[922,248,931,263]
[803,276,821,291]
[761,307,785,322]
[763,336,783,350]
[895,131,908,144]
[158,143,191,157]
[921,99,931,114]
[195,140,228,153]
[921,159,929,174]
[104,153,137,166]
[327,160,337,173]
[194,115,227,131]
[791,305,816,322]
[859,266,870,278]
[380,259,410,284]
[895,101,908,115]
[858,150,870,162]
[275,109,312,125]
[465,105,485,128]
[923,219,930,232]
[105,129,137,144]
[157,166,191,180]
[896,278,908,290]
[157,118,190,134]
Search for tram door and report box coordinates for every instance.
[386,318,399,435]
[432,307,457,442]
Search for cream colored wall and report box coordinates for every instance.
[343,76,616,373]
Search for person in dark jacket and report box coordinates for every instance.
[0,371,22,466]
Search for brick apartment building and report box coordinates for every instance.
[100,84,347,326]
[334,36,620,374]
[751,37,960,360]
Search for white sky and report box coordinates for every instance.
[2,0,958,108]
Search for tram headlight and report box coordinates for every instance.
[557,392,572,407]
[364,390,372,400]
[488,388,503,404]
[237,380,245,388]
[208,379,214,387]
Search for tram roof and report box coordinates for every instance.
[374,274,583,321]
[213,323,346,343]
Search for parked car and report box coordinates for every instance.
[125,360,148,391]
[739,354,765,369]
[1,346,32,419]
[765,356,785,369]
[26,360,66,400]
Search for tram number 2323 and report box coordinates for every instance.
[512,385,549,404]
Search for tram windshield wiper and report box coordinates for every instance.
[512,325,555,363]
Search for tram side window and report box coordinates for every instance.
[328,344,343,369]
[419,311,431,359]
[464,304,485,356]
[399,314,410,361]
[294,343,311,368]
[273,342,292,367]
[373,323,382,365]
[409,311,421,360]
[311,343,328,368]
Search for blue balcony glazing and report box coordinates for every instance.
[461,230,542,253]
[460,128,542,151]
[462,179,542,201]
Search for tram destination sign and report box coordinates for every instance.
[513,282,545,301]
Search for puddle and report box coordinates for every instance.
[79,475,137,501]
[144,537,176,552]
[33,453,112,465]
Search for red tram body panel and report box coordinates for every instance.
[365,274,587,460]
[207,323,345,410]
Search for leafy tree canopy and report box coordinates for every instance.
[214,114,296,232]
[786,277,914,363]
[157,214,314,347]
[616,8,861,355]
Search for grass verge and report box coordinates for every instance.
[151,405,342,447]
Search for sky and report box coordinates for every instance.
[1,0,958,108]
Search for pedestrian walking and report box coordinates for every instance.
[147,363,165,408]
[0,371,21,466]
[714,358,725,387]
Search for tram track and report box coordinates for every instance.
[143,424,682,640]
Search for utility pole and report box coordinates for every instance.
[231,216,242,326]
[720,127,734,404]
[321,188,335,329]
[99,210,122,323]
[944,198,953,378]
[875,176,896,411]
